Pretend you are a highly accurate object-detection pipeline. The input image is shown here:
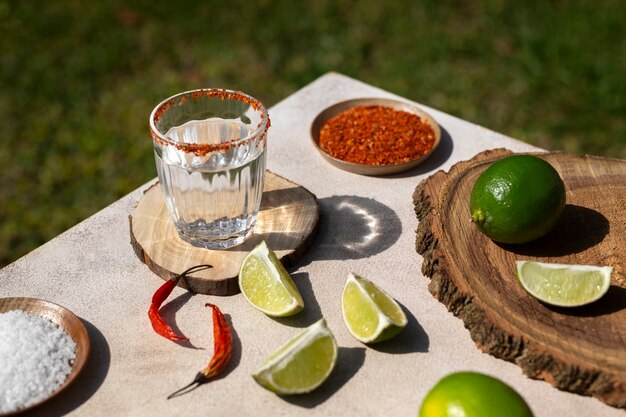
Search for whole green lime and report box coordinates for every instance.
[470,154,565,244]
[419,371,534,417]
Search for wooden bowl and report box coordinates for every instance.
[310,98,441,175]
[0,297,90,416]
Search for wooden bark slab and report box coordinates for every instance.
[130,171,319,295]
[413,149,626,408]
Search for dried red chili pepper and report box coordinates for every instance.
[319,105,436,166]
[148,264,212,342]
[167,303,233,399]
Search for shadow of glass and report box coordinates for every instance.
[548,285,626,317]
[498,204,609,257]
[368,304,429,354]
[282,346,367,408]
[218,186,318,253]
[27,319,111,417]
[388,125,454,179]
[258,187,302,211]
[301,195,402,263]
[221,230,309,254]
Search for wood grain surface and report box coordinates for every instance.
[413,149,626,408]
[130,171,319,295]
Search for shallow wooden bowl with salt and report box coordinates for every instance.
[0,297,90,416]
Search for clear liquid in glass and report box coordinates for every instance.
[154,118,266,249]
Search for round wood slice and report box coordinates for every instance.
[130,171,319,295]
[413,149,626,408]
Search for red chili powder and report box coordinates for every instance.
[319,105,436,166]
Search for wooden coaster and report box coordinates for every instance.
[130,171,319,295]
[414,149,626,408]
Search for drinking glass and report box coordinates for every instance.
[149,89,270,249]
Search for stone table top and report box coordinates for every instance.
[1,72,621,416]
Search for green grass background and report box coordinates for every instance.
[1,1,624,266]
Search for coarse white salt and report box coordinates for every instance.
[0,309,76,413]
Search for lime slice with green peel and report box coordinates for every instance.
[419,371,534,417]
[252,318,338,395]
[516,260,612,307]
[239,241,304,317]
[341,272,407,344]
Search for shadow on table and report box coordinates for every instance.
[368,303,430,354]
[223,313,243,371]
[25,319,111,417]
[271,272,323,329]
[298,195,402,264]
[387,125,454,179]
[166,312,242,399]
[160,291,204,350]
[282,346,366,409]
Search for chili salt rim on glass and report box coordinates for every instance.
[149,88,270,156]
[310,98,441,176]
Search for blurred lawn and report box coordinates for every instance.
[0,0,624,266]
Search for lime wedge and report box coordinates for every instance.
[238,241,304,317]
[341,272,407,343]
[252,319,338,395]
[516,260,612,307]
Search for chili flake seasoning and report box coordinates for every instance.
[318,105,436,166]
